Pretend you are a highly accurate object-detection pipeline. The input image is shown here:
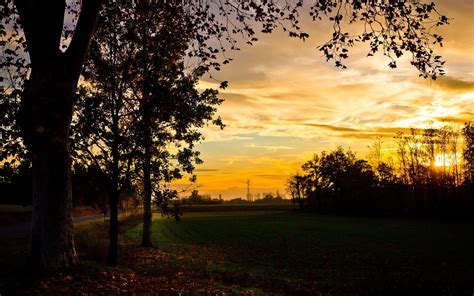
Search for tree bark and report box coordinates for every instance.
[21,64,77,270]
[13,0,102,270]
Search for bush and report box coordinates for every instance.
[74,221,109,263]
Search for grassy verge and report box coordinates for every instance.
[1,212,257,295]
[0,205,32,213]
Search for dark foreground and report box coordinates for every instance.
[1,208,473,295]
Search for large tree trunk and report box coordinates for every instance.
[21,66,77,270]
[142,121,153,247]
[13,0,102,271]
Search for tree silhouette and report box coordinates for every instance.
[462,122,474,198]
[130,3,224,250]
[289,126,473,216]
[1,0,449,269]
[73,2,223,264]
[72,3,139,266]
[286,173,307,209]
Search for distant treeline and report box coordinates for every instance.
[287,123,474,218]
[180,190,289,205]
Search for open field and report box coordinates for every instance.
[1,207,473,295]
[126,209,474,295]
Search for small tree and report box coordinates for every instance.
[287,174,307,209]
[462,122,474,185]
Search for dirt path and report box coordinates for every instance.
[0,213,113,238]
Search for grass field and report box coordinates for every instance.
[0,204,32,213]
[126,210,474,294]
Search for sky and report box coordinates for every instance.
[0,2,471,201]
[173,0,474,199]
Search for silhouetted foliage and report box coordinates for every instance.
[288,126,474,217]
[0,161,111,209]
[299,147,376,213]
[71,164,109,211]
[462,122,474,185]
[0,160,31,205]
[72,2,223,262]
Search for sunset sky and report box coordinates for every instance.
[174,0,474,199]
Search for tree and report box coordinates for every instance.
[73,2,223,263]
[289,125,473,217]
[462,122,474,185]
[287,174,306,209]
[301,154,325,209]
[1,0,103,269]
[130,3,224,248]
[293,147,376,212]
[71,3,140,265]
[1,0,449,270]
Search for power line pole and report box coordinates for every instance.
[246,179,252,202]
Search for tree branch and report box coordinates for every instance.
[14,0,65,66]
[65,0,103,83]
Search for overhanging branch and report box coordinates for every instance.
[65,0,103,82]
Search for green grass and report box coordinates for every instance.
[126,210,474,294]
[0,204,32,213]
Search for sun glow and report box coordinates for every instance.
[433,154,460,167]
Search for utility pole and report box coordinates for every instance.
[246,179,252,202]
